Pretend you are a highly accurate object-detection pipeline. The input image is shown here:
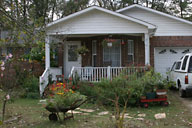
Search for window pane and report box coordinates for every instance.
[103,40,120,67]
[188,57,192,73]
[128,40,134,63]
[68,45,78,61]
[128,40,134,54]
[128,55,133,63]
[182,56,189,70]
[92,41,97,55]
[171,62,176,71]
[175,62,181,70]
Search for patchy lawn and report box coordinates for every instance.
[0,90,192,128]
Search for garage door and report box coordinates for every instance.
[154,47,192,77]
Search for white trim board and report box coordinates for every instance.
[116,4,192,26]
[46,6,156,29]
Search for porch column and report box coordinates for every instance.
[144,33,150,65]
[45,35,50,69]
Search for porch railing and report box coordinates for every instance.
[39,67,62,97]
[69,66,147,82]
[39,68,49,97]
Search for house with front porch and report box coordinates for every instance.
[40,4,192,96]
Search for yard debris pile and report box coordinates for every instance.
[154,113,166,119]
[97,111,109,116]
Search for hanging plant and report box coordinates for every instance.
[76,46,89,55]
[102,38,118,47]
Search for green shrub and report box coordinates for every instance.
[77,81,97,103]
[22,76,39,99]
[94,74,144,106]
[47,89,86,109]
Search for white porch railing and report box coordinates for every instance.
[69,66,147,82]
[39,67,62,97]
[39,68,49,97]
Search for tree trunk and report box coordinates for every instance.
[2,97,7,122]
[23,0,27,23]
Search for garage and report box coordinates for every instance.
[154,47,192,77]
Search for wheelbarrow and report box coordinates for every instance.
[45,99,87,121]
[140,96,169,108]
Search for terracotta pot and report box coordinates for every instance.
[157,95,167,99]
[156,89,167,95]
[140,96,146,100]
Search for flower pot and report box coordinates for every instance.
[157,95,167,99]
[107,42,112,47]
[140,96,146,100]
[156,89,167,96]
[146,92,156,99]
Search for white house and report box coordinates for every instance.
[39,4,192,96]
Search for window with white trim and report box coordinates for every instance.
[127,40,134,63]
[92,40,97,67]
[103,40,120,67]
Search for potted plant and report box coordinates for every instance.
[76,46,89,55]
[156,80,168,97]
[102,38,117,47]
[144,83,157,99]
[142,69,161,99]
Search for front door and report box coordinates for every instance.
[64,41,81,77]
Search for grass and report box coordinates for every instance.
[0,90,192,128]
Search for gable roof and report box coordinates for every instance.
[116,4,192,26]
[47,6,156,29]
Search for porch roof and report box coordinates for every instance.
[46,6,156,35]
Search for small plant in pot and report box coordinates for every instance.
[102,38,118,47]
[156,80,168,97]
[76,46,89,56]
[144,83,157,99]
[142,69,159,99]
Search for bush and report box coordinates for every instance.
[22,76,39,99]
[94,74,144,106]
[47,88,86,109]
[77,81,97,103]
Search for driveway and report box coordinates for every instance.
[171,90,192,112]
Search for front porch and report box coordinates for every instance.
[39,34,150,96]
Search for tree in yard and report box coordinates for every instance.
[168,0,192,19]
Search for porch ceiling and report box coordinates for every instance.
[51,33,143,38]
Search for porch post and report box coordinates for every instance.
[144,33,150,65]
[107,66,111,80]
[45,35,50,69]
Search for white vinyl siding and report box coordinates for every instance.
[47,10,148,35]
[121,8,192,36]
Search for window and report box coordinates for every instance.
[51,47,59,67]
[171,62,176,71]
[175,61,181,70]
[182,56,189,70]
[92,40,97,67]
[68,45,78,61]
[188,57,192,73]
[103,40,120,67]
[128,40,134,63]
